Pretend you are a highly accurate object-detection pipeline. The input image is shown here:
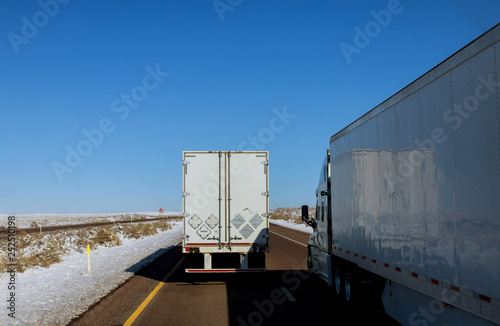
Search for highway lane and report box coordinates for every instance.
[70,224,398,325]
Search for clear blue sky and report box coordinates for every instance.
[1,0,498,214]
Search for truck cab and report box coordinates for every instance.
[304,152,333,285]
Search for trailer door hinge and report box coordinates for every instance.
[182,192,190,197]
[261,191,269,196]
[183,160,190,175]
[261,160,269,165]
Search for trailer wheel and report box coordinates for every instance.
[345,271,352,301]
[344,266,362,304]
[334,267,342,295]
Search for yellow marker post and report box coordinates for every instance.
[87,245,91,273]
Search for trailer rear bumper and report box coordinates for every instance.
[185,268,266,273]
[184,252,266,272]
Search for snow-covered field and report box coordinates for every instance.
[0,214,311,326]
[0,221,183,326]
[0,212,182,229]
[269,218,312,233]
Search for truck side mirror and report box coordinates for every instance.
[301,205,309,221]
[302,205,317,228]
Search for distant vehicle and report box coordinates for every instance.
[302,24,500,325]
[182,151,269,272]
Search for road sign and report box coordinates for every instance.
[159,208,164,213]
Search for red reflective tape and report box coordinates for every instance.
[431,279,439,285]
[479,294,491,303]
[339,248,343,252]
[372,259,377,263]
[384,263,389,268]
[395,267,402,272]
[346,250,350,254]
[412,272,418,278]
[354,253,358,257]
[450,285,460,292]
[362,256,366,260]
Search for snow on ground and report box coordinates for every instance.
[269,218,312,234]
[0,215,310,326]
[0,222,183,326]
[0,212,182,228]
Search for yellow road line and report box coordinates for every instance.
[123,257,184,326]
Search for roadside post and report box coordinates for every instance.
[87,245,91,273]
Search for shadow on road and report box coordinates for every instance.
[128,244,399,325]
[125,245,176,275]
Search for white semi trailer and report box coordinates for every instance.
[303,24,500,325]
[182,151,269,272]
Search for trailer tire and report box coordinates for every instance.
[334,266,342,295]
[345,270,352,301]
[331,258,360,303]
[343,265,362,304]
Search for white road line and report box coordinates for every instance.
[269,230,308,247]
[280,287,297,302]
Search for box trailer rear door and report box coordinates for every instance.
[183,152,226,246]
[227,152,269,249]
[183,151,269,249]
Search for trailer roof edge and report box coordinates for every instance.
[330,22,500,144]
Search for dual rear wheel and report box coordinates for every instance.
[334,265,356,303]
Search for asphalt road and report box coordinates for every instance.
[69,224,399,326]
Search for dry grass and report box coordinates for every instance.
[91,226,122,247]
[0,220,174,273]
[269,207,316,224]
[118,220,172,239]
[15,230,69,272]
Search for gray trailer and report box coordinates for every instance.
[303,24,500,325]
